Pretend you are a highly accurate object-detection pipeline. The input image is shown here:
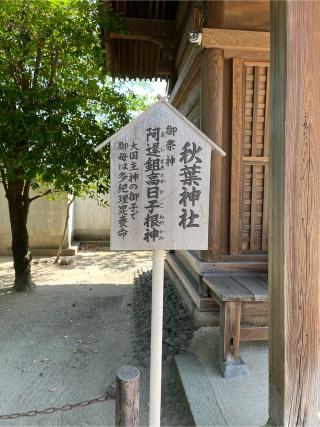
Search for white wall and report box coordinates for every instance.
[72,195,110,241]
[0,188,111,255]
[0,187,69,255]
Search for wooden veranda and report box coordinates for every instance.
[102,1,320,425]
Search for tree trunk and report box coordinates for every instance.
[54,195,75,264]
[6,180,35,292]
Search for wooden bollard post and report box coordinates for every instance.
[115,366,140,427]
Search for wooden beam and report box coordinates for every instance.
[169,47,201,107]
[223,49,269,61]
[230,58,243,256]
[175,1,189,34]
[121,17,175,39]
[199,49,225,262]
[269,1,320,425]
[223,1,270,31]
[174,4,194,73]
[206,1,225,28]
[165,253,218,312]
[206,1,270,32]
[109,33,164,49]
[240,326,268,341]
[202,28,270,52]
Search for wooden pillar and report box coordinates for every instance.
[219,301,247,378]
[269,1,320,425]
[200,48,230,261]
[116,366,140,427]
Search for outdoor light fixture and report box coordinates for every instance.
[189,4,204,47]
[189,30,202,46]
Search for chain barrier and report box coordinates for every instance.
[0,387,116,421]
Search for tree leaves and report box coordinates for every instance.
[0,0,147,199]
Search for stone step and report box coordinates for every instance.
[175,352,227,426]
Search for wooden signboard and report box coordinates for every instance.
[95,98,225,427]
[95,98,225,250]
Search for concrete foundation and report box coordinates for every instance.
[175,327,268,426]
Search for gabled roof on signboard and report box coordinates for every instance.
[94,98,226,156]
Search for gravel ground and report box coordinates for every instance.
[132,270,194,427]
[0,251,194,426]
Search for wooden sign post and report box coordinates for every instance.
[95,98,225,427]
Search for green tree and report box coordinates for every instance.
[0,0,145,291]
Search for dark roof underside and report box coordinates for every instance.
[103,1,179,83]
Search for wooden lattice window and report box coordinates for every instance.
[231,59,270,255]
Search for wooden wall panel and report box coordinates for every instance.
[223,1,270,31]
[269,1,320,424]
[200,49,231,261]
[231,60,270,255]
[207,1,270,31]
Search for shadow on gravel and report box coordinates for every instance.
[0,282,133,427]
[132,270,195,427]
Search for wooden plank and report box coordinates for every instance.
[220,302,241,362]
[166,253,201,309]
[241,301,268,316]
[251,67,260,157]
[121,17,175,39]
[166,253,218,312]
[218,254,268,263]
[254,274,268,289]
[174,250,204,291]
[174,74,200,116]
[249,164,257,250]
[261,163,269,251]
[206,1,225,28]
[259,273,268,283]
[175,250,201,275]
[179,80,200,118]
[170,47,201,107]
[249,67,259,250]
[202,28,270,52]
[148,0,152,19]
[243,156,269,164]
[173,60,200,111]
[186,100,200,128]
[269,1,320,425]
[223,1,270,32]
[199,49,225,261]
[175,6,194,73]
[231,275,268,301]
[224,49,269,61]
[261,67,270,251]
[203,275,254,302]
[201,261,268,275]
[230,58,243,255]
[240,326,268,341]
[220,58,232,255]
[176,249,267,275]
[109,33,163,48]
[175,1,189,34]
